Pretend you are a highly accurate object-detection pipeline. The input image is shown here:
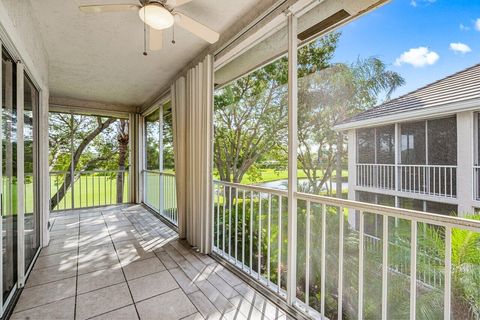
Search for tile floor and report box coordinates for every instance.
[11,205,291,320]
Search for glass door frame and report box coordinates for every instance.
[0,39,43,318]
[141,95,170,212]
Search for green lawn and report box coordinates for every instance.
[213,168,348,184]
[49,173,129,211]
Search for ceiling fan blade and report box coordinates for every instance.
[165,0,194,7]
[149,27,163,51]
[79,4,140,13]
[174,12,219,44]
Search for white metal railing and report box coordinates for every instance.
[357,164,457,198]
[143,170,178,226]
[213,180,480,320]
[356,164,396,190]
[213,180,288,297]
[474,166,480,201]
[49,170,129,212]
[398,165,456,198]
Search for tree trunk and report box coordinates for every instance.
[116,120,129,203]
[50,117,116,210]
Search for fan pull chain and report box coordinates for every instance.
[143,6,147,56]
[172,25,176,44]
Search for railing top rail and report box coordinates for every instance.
[357,163,457,168]
[295,191,480,231]
[143,170,176,177]
[397,164,457,168]
[214,180,288,197]
[50,169,128,175]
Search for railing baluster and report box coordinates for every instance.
[229,186,232,258]
[305,200,311,306]
[242,190,246,268]
[235,188,238,262]
[267,194,272,286]
[410,221,417,320]
[250,191,254,274]
[110,174,113,205]
[216,185,220,249]
[277,195,282,292]
[258,192,262,280]
[444,167,447,197]
[338,206,344,318]
[223,185,227,256]
[444,226,452,320]
[382,215,389,320]
[358,210,364,320]
[321,203,326,316]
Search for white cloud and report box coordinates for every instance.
[410,0,436,7]
[476,18,480,31]
[449,42,472,54]
[395,47,439,68]
[460,23,470,31]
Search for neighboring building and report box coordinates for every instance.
[335,63,480,218]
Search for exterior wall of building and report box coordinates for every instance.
[348,112,480,217]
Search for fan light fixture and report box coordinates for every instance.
[139,4,174,30]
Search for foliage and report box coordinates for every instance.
[214,195,480,319]
[214,32,404,196]
[48,113,129,208]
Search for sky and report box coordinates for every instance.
[332,0,480,99]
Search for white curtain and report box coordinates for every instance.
[171,55,214,253]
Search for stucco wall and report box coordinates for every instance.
[0,0,51,248]
[0,0,49,86]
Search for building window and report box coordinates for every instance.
[400,121,426,165]
[357,128,375,163]
[428,116,457,165]
[376,125,395,164]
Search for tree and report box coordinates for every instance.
[298,56,405,195]
[214,31,404,193]
[49,113,129,209]
[214,58,288,183]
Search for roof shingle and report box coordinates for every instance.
[339,63,480,126]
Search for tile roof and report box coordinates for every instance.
[339,63,480,126]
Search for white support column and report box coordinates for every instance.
[347,129,356,228]
[136,114,145,204]
[128,113,135,203]
[40,81,50,247]
[17,62,25,287]
[456,111,474,216]
[286,11,298,306]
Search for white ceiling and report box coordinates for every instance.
[28,0,260,107]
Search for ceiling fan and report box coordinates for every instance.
[79,0,220,53]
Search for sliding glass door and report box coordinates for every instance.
[23,75,40,271]
[1,48,18,304]
[143,101,177,224]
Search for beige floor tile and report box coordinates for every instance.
[188,291,222,320]
[34,250,77,270]
[136,289,197,320]
[76,283,133,320]
[15,278,76,312]
[169,267,199,294]
[11,297,75,320]
[89,305,138,320]
[122,257,165,280]
[128,270,178,302]
[77,268,125,294]
[25,264,76,287]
